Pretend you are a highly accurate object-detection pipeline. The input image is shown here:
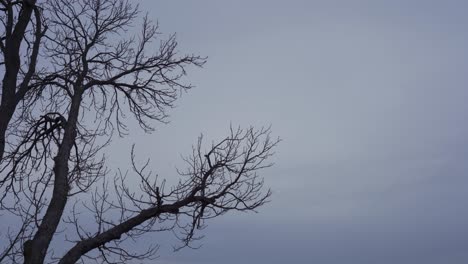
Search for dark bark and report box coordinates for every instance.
[0,104,14,161]
[25,91,82,264]
[58,198,202,264]
[0,0,42,161]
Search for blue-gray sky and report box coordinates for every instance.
[107,0,468,263]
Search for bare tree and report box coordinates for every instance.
[0,0,46,161]
[0,1,279,263]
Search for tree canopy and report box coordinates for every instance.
[0,1,279,263]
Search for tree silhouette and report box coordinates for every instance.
[0,1,279,263]
[0,0,45,161]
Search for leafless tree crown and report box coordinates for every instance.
[0,1,279,263]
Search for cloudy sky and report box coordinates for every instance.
[107,0,468,263]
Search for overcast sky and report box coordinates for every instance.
[104,1,468,263]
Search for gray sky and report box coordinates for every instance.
[107,0,468,263]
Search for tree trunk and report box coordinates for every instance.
[24,92,82,264]
[0,104,14,161]
[0,0,36,161]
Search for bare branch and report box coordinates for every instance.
[0,1,278,264]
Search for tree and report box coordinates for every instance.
[0,1,279,263]
[0,0,45,161]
